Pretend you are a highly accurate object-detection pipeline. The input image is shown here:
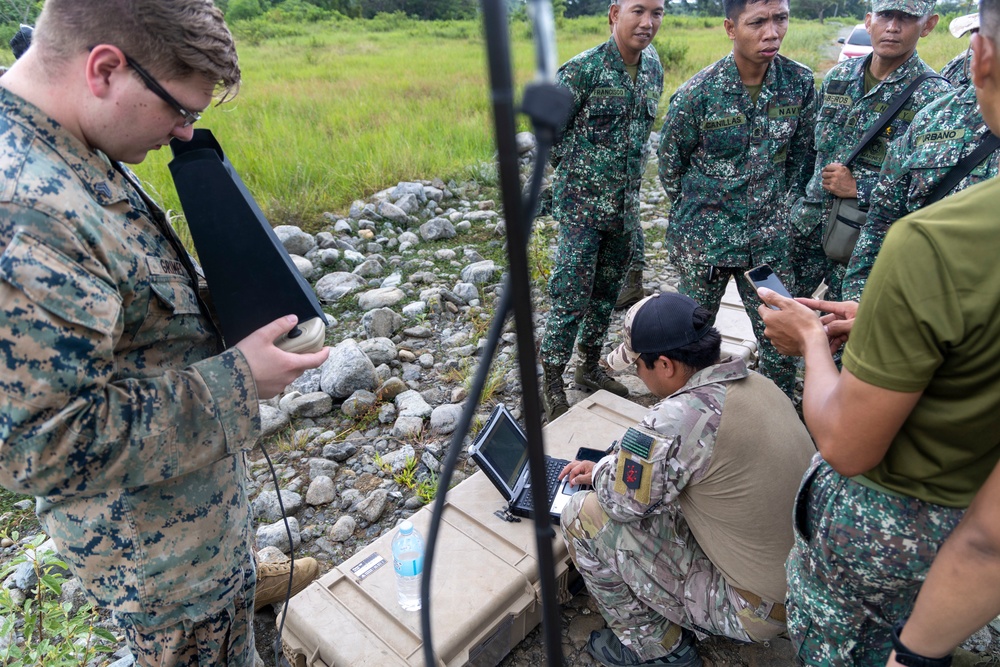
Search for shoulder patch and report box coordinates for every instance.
[826,80,851,96]
[621,427,654,459]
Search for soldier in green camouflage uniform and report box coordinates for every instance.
[540,0,665,421]
[790,0,950,303]
[842,83,999,301]
[940,12,979,88]
[0,2,329,665]
[657,0,816,399]
[559,293,814,667]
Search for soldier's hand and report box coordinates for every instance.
[236,315,330,399]
[801,298,858,353]
[820,162,858,198]
[757,288,827,357]
[559,460,595,487]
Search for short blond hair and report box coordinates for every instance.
[34,0,240,101]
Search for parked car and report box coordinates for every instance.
[837,24,873,63]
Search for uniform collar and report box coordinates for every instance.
[863,50,926,87]
[604,37,655,76]
[666,355,750,400]
[719,53,777,99]
[0,87,133,208]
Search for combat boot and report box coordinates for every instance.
[254,555,320,611]
[541,362,570,422]
[575,345,628,397]
[614,268,645,310]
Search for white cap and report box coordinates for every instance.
[949,13,979,38]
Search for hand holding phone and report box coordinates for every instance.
[744,264,793,311]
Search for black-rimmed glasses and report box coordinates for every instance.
[123,53,201,128]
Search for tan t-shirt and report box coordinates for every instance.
[844,177,1000,508]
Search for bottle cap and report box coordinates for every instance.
[399,520,413,535]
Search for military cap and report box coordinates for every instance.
[949,13,979,37]
[871,0,935,16]
[606,292,711,371]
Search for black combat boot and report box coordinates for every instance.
[541,362,570,421]
[574,345,628,397]
[614,268,644,310]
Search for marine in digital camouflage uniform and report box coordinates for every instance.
[0,2,328,665]
[559,293,814,666]
[540,0,665,421]
[940,11,980,88]
[842,83,999,301]
[657,0,816,399]
[790,0,950,303]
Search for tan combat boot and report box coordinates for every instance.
[574,345,628,397]
[614,268,644,310]
[254,555,320,611]
[541,362,570,422]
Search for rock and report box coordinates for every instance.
[308,457,339,480]
[315,272,366,302]
[59,577,89,618]
[256,546,288,564]
[460,260,499,285]
[361,307,404,339]
[253,490,303,523]
[356,489,390,523]
[256,517,301,553]
[394,193,420,214]
[430,403,464,434]
[391,181,428,204]
[402,301,426,317]
[290,255,317,280]
[377,377,408,402]
[453,282,479,304]
[419,217,457,241]
[358,337,398,366]
[305,476,337,506]
[259,404,289,438]
[323,441,358,462]
[288,367,323,395]
[357,287,405,311]
[320,339,378,398]
[515,131,536,155]
[379,445,416,473]
[274,225,317,256]
[391,415,424,439]
[377,200,409,224]
[281,392,333,418]
[341,389,377,418]
[395,390,433,418]
[327,515,357,542]
[352,257,384,278]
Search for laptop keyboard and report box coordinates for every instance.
[520,457,566,506]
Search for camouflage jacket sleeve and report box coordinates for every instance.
[843,125,914,301]
[591,391,719,522]
[0,206,260,500]
[786,77,818,199]
[550,56,593,170]
[656,86,701,204]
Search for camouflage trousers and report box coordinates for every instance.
[540,219,633,368]
[787,459,964,666]
[624,226,646,272]
[790,198,830,299]
[671,253,797,399]
[561,491,771,661]
[118,556,257,667]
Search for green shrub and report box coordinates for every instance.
[654,38,689,71]
[0,532,118,667]
[228,0,265,21]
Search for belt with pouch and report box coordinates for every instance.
[733,587,787,623]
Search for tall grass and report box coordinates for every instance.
[126,13,967,231]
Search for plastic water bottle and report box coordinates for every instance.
[392,520,424,611]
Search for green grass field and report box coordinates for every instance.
[122,13,969,232]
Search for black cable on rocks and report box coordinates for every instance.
[259,442,295,667]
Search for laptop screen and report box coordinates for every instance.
[476,408,529,492]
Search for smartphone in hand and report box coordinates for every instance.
[744,264,793,310]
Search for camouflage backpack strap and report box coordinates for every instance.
[923,131,1000,205]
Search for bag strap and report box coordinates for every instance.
[923,131,1000,206]
[843,72,942,168]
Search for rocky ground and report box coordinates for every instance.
[2,133,999,666]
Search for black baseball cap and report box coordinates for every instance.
[606,292,710,371]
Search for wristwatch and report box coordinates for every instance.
[891,620,953,667]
